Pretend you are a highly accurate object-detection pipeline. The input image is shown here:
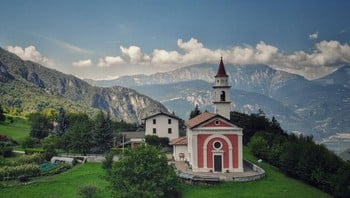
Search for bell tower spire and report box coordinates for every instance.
[213,57,231,119]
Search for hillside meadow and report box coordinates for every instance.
[0,115,30,143]
[0,116,331,197]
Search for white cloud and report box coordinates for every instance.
[7,45,53,66]
[120,45,150,64]
[151,49,181,65]
[98,56,124,67]
[72,59,92,67]
[90,38,350,80]
[309,32,318,40]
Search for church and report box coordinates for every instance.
[171,58,244,173]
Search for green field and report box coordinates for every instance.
[0,115,30,143]
[0,116,331,197]
[1,152,331,198]
[179,147,331,198]
[1,163,111,198]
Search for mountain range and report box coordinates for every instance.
[0,47,167,123]
[86,63,350,141]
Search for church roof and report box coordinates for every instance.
[215,57,228,77]
[169,136,188,145]
[186,112,217,129]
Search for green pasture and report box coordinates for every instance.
[180,147,331,198]
[0,117,331,197]
[1,163,110,198]
[0,115,30,143]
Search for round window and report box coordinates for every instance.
[215,120,220,125]
[213,141,222,150]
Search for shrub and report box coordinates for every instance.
[21,136,40,149]
[0,144,13,157]
[0,164,40,180]
[18,175,29,182]
[79,185,98,198]
[46,163,70,175]
[16,153,45,165]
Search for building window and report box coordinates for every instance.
[215,120,221,125]
[168,128,172,134]
[168,119,172,124]
[153,128,156,134]
[220,91,225,101]
[153,119,156,124]
[213,141,222,150]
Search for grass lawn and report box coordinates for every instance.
[1,117,332,198]
[1,163,111,198]
[180,147,331,198]
[0,115,30,143]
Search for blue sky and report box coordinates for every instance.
[1,0,350,80]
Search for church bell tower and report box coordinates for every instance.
[213,57,231,119]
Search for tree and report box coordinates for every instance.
[0,105,6,122]
[54,107,68,136]
[145,135,169,148]
[93,111,113,153]
[29,112,52,139]
[108,145,179,197]
[189,104,201,119]
[42,136,58,161]
[63,113,94,155]
[248,135,269,160]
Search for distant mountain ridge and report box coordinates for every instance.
[0,47,167,123]
[86,63,350,140]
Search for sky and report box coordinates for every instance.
[1,0,350,80]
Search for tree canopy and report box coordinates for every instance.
[108,145,179,197]
[189,104,201,119]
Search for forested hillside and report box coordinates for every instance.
[0,47,167,123]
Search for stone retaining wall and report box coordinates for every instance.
[233,160,265,182]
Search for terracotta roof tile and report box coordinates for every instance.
[169,136,188,145]
[186,112,217,129]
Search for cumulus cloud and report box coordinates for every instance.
[120,45,150,64]
[309,32,318,40]
[93,38,350,79]
[72,59,92,67]
[98,56,124,67]
[7,45,53,66]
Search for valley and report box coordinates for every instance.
[87,64,350,154]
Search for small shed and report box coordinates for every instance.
[51,157,76,167]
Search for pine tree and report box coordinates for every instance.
[54,107,68,136]
[93,111,113,153]
[189,104,201,119]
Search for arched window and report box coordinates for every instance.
[220,91,225,101]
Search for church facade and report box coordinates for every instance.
[171,58,244,173]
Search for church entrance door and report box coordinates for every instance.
[214,155,222,172]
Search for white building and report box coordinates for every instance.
[143,112,180,141]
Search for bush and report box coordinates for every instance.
[109,145,179,197]
[16,153,45,165]
[79,185,98,198]
[18,175,29,182]
[102,150,117,170]
[46,163,70,175]
[21,136,40,149]
[145,135,169,148]
[0,143,13,157]
[0,164,40,180]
